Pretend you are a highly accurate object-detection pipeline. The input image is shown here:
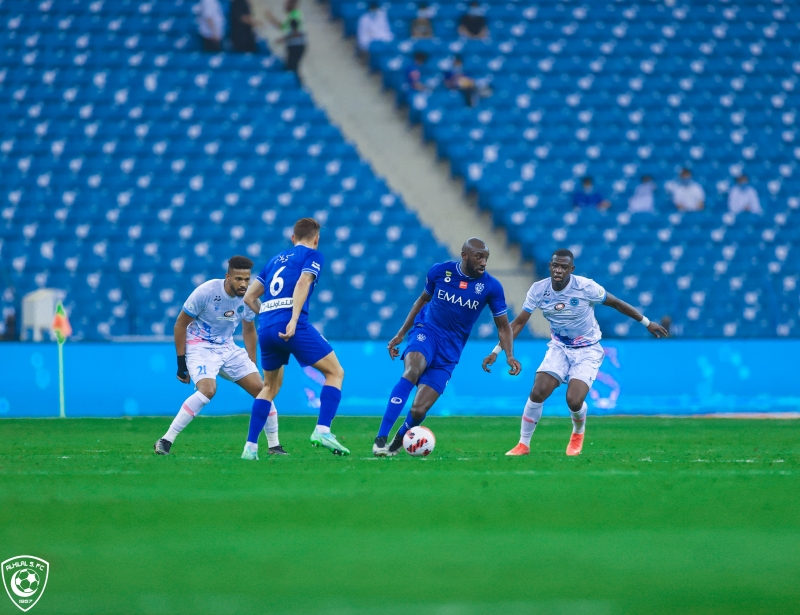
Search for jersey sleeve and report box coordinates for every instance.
[242,305,256,323]
[255,262,268,286]
[584,279,607,304]
[182,286,206,318]
[487,278,508,318]
[423,263,439,295]
[301,249,324,280]
[522,283,540,313]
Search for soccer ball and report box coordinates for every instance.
[14,569,39,595]
[403,426,436,457]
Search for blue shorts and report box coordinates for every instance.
[402,324,457,395]
[259,321,333,372]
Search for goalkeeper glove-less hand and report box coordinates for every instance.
[177,355,189,379]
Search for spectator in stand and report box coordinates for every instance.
[667,168,705,212]
[728,173,762,215]
[444,55,478,107]
[572,176,611,210]
[279,18,306,83]
[628,174,656,213]
[265,0,305,41]
[406,51,430,93]
[410,2,435,39]
[198,0,225,52]
[1,308,16,341]
[458,1,489,40]
[230,0,258,53]
[357,2,393,56]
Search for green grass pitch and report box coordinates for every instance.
[1,416,798,615]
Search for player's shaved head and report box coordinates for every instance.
[462,237,488,254]
[461,238,489,277]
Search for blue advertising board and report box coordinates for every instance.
[0,340,799,418]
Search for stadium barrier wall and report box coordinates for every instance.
[0,340,798,418]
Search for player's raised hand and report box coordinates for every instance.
[506,357,522,376]
[279,319,297,341]
[481,352,498,373]
[387,334,403,360]
[647,322,669,338]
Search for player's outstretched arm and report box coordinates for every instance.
[387,291,432,360]
[242,319,257,364]
[279,272,315,341]
[603,292,668,338]
[491,314,521,376]
[482,311,530,372]
[243,279,264,315]
[174,310,193,383]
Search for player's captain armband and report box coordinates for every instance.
[260,297,294,313]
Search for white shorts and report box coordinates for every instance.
[537,341,605,388]
[186,343,259,384]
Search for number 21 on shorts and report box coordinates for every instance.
[196,365,207,376]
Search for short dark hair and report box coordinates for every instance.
[228,255,254,271]
[552,248,574,262]
[293,217,321,241]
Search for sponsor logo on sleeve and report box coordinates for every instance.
[311,262,321,270]
[186,302,195,312]
[416,333,427,342]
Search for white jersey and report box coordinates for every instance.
[182,279,255,346]
[522,275,606,348]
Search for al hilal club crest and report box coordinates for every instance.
[2,556,49,612]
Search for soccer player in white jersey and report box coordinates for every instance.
[483,249,668,456]
[154,256,287,456]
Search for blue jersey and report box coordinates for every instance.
[255,245,323,331]
[414,261,507,363]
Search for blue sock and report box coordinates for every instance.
[396,411,425,440]
[247,399,272,444]
[317,385,342,428]
[377,377,415,438]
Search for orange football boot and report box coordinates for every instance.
[505,443,530,456]
[566,433,584,456]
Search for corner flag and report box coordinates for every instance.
[51,302,71,418]
[51,302,72,344]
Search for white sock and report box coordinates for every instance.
[315,424,331,434]
[570,402,588,435]
[519,399,543,446]
[246,441,258,452]
[164,391,210,442]
[264,402,279,447]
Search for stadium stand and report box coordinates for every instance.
[0,0,457,340]
[334,0,800,338]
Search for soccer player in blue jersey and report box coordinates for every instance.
[374,238,522,456]
[241,217,349,459]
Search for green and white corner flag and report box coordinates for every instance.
[51,302,71,418]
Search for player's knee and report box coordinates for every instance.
[410,406,427,420]
[401,367,422,384]
[529,387,548,403]
[332,363,345,381]
[197,381,216,399]
[566,393,584,412]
